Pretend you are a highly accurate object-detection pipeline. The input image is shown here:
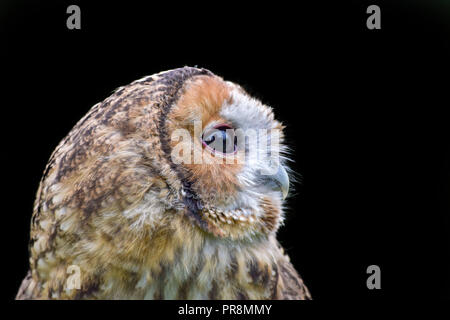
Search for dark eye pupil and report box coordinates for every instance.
[202,126,237,154]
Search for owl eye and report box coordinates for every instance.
[202,125,237,154]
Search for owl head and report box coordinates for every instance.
[40,67,292,246]
[152,67,291,239]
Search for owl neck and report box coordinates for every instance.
[93,216,282,299]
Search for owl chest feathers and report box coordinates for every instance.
[94,217,281,300]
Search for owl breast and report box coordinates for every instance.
[94,214,281,300]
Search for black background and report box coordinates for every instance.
[2,0,450,303]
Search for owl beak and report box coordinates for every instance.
[269,165,290,200]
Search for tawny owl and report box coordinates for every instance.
[16,67,311,300]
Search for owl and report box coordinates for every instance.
[16,67,311,300]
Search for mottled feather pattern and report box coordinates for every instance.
[17,67,311,300]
